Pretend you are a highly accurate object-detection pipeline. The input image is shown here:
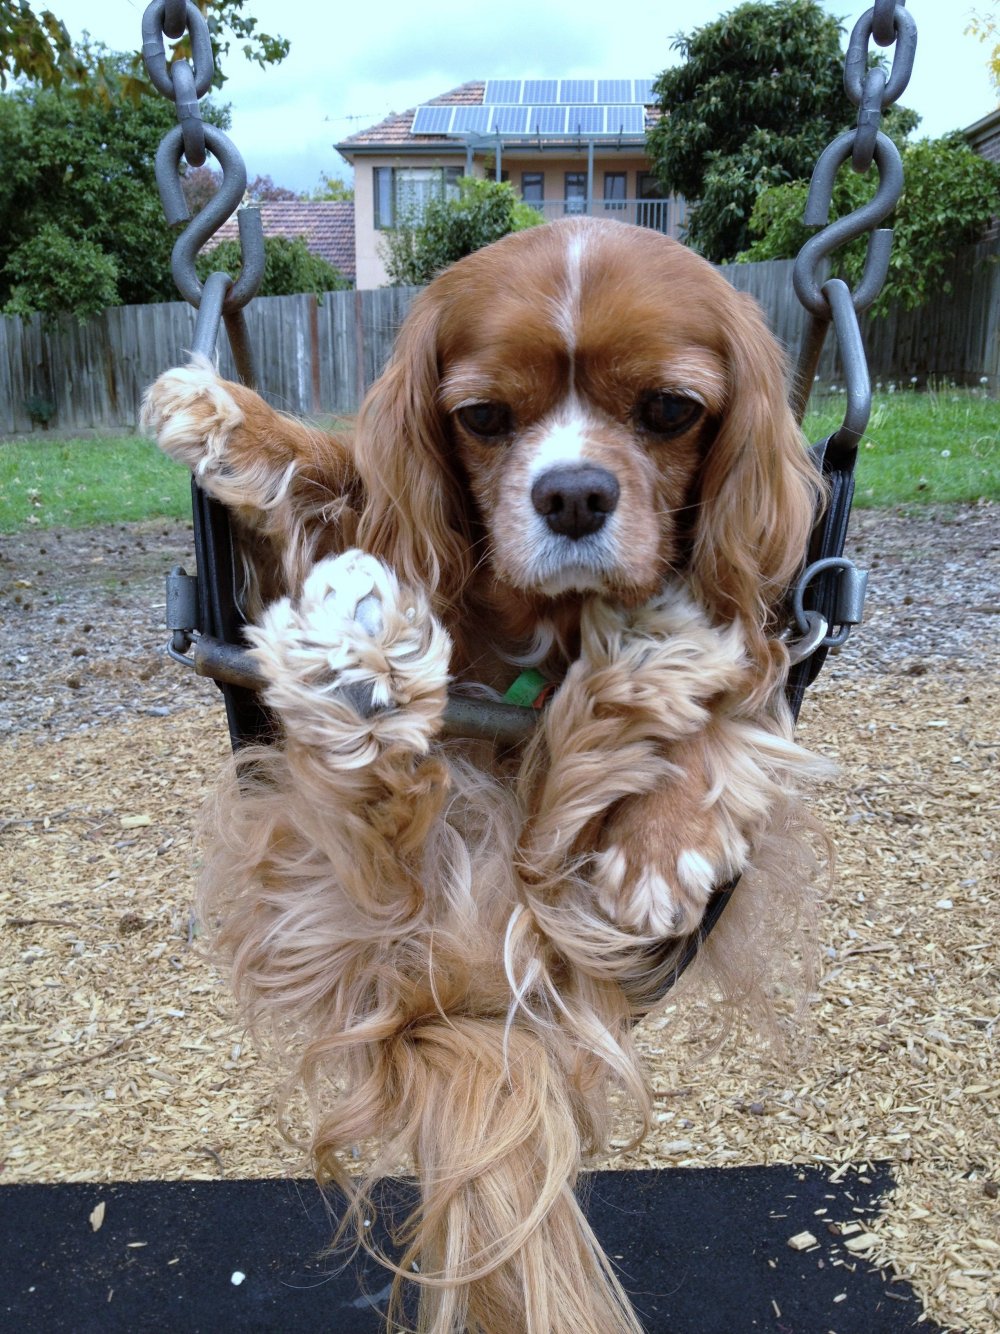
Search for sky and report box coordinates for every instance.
[56,0,998,194]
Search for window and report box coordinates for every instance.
[636,172,660,201]
[603,172,626,210]
[521,172,544,203]
[564,172,587,215]
[374,165,463,228]
[636,171,666,231]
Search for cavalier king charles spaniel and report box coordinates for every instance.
[143,217,825,1333]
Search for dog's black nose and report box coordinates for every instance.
[531,465,620,539]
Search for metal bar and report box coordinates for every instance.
[190,636,541,745]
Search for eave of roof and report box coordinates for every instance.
[964,106,1000,141]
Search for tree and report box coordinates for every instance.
[308,172,355,203]
[246,173,300,202]
[196,235,348,297]
[967,4,1000,94]
[0,45,229,317]
[380,177,541,286]
[0,3,85,88]
[181,163,223,213]
[736,135,1000,311]
[4,223,118,318]
[0,0,288,92]
[646,0,918,262]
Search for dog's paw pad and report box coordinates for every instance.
[355,593,384,638]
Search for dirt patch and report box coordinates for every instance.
[1,506,998,1331]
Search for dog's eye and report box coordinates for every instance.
[635,392,703,438]
[455,402,513,441]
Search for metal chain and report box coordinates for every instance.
[791,2,916,430]
[141,0,265,380]
[785,2,917,708]
[144,0,273,745]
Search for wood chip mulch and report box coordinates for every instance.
[1,506,997,1332]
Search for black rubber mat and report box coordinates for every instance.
[1,1164,938,1332]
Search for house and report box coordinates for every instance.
[335,79,685,290]
[965,108,1000,241]
[965,106,1000,166]
[212,200,357,286]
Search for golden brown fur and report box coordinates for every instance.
[142,218,826,1333]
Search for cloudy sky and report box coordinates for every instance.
[58,0,997,193]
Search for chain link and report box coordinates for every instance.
[141,0,264,382]
[785,4,917,690]
[791,2,916,436]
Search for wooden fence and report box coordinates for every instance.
[1,242,996,437]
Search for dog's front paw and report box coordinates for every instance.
[248,551,451,763]
[140,356,244,477]
[591,788,746,938]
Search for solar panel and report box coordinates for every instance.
[597,79,631,104]
[412,106,455,134]
[523,78,557,104]
[566,105,604,135]
[605,105,644,134]
[493,105,529,133]
[451,106,493,133]
[634,78,655,104]
[528,106,566,134]
[484,79,522,104]
[559,79,595,104]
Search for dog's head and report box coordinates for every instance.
[355,217,818,677]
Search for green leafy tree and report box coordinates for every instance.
[646,0,917,261]
[197,235,348,297]
[3,223,118,318]
[737,135,1000,311]
[308,172,355,202]
[967,4,1000,94]
[0,45,229,317]
[0,0,288,91]
[0,3,85,88]
[380,177,541,286]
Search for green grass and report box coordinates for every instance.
[0,390,996,532]
[0,435,191,533]
[803,386,999,508]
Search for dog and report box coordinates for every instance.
[142,217,825,1333]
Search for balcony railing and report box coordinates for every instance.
[524,197,687,239]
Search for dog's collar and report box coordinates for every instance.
[503,669,557,710]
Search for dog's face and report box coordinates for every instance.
[357,218,817,671]
[435,222,725,607]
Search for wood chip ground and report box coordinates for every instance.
[1,507,997,1332]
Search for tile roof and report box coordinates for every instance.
[211,201,356,282]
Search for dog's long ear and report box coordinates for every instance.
[354,289,472,613]
[689,290,822,690]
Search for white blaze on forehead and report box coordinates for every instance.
[526,398,595,480]
[547,225,588,389]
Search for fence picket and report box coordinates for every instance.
[1,245,995,438]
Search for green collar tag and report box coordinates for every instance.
[504,668,550,708]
